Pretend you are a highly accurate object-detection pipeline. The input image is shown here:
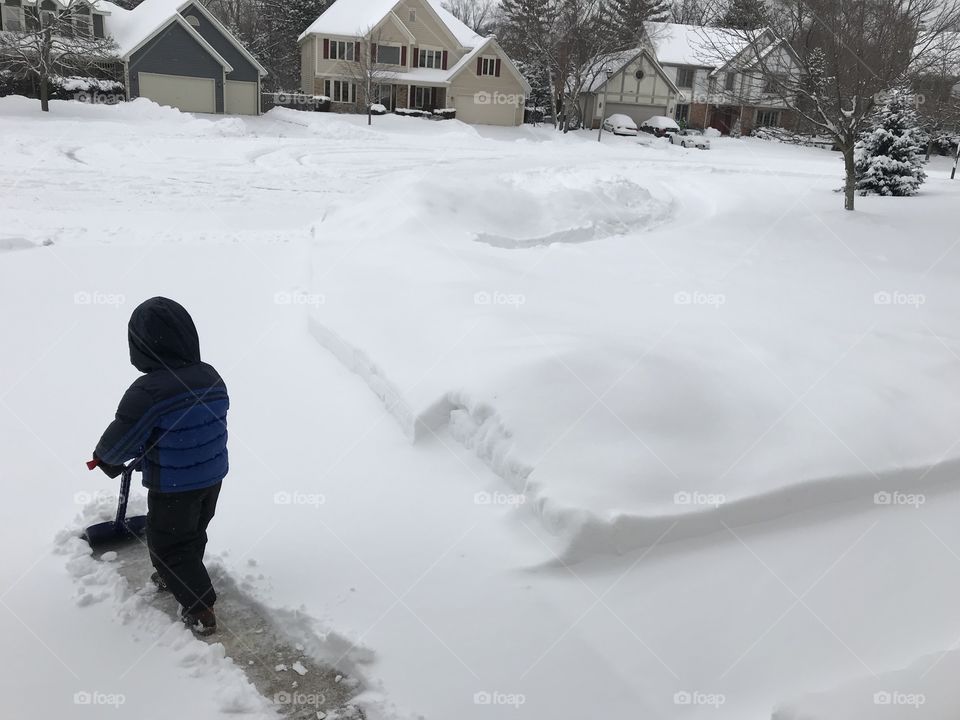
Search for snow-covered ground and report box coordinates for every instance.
[2,96,960,719]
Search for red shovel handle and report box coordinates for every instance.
[86,458,99,471]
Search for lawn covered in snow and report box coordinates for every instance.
[2,96,960,720]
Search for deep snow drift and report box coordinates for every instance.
[3,96,960,720]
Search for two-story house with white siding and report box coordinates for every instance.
[645,21,799,135]
[297,0,530,126]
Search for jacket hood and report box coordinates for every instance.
[128,297,201,372]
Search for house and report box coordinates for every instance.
[0,0,266,114]
[577,47,681,130]
[298,0,530,126]
[645,21,799,135]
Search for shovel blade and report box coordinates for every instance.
[83,515,148,548]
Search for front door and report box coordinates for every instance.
[710,106,737,135]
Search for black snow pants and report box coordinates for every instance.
[147,482,221,614]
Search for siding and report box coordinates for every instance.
[180,2,259,82]
[129,21,225,113]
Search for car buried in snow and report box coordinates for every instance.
[670,129,711,150]
[639,115,681,138]
[601,114,639,136]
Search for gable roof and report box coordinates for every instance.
[583,46,681,95]
[645,21,749,68]
[98,0,265,74]
[298,0,481,47]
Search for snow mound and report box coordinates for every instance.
[0,236,35,252]
[775,648,960,719]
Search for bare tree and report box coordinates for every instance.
[443,0,496,34]
[342,28,394,125]
[910,29,960,159]
[0,0,119,112]
[670,0,720,25]
[715,0,960,210]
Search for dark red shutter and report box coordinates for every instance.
[323,38,329,59]
[442,50,448,70]
[476,57,482,75]
[412,47,419,67]
[401,45,407,66]
[354,41,360,61]
[371,43,377,61]
[495,58,501,77]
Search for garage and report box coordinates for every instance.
[138,72,216,114]
[224,80,258,115]
[451,93,520,126]
[604,102,668,127]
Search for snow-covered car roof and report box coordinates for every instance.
[605,114,637,127]
[641,115,680,130]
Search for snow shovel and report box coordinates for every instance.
[82,459,148,547]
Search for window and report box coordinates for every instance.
[674,103,690,124]
[330,40,354,61]
[764,74,785,93]
[39,0,55,28]
[184,14,199,26]
[408,8,415,22]
[376,44,401,65]
[676,67,695,88]
[755,109,780,127]
[74,6,92,36]
[412,86,437,109]
[1,0,24,31]
[324,79,355,103]
[725,72,736,91]
[418,48,442,69]
[93,12,104,37]
[479,56,497,76]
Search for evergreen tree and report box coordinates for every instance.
[253,0,332,90]
[719,0,767,29]
[497,0,555,59]
[608,0,670,48]
[855,89,928,197]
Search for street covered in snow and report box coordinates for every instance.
[3,96,960,719]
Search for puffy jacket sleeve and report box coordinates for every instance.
[94,382,155,466]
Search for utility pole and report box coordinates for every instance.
[597,67,613,142]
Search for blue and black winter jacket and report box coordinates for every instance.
[95,297,228,493]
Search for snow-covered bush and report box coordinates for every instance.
[369,103,387,116]
[855,89,928,197]
[432,108,456,120]
[395,108,430,118]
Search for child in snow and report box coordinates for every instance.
[92,297,229,636]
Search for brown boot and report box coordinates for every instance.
[182,607,217,636]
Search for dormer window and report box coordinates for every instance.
[185,14,200,26]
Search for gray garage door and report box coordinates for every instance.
[138,72,216,114]
[225,80,258,115]
[453,93,520,126]
[605,103,669,127]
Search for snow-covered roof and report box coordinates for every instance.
[298,0,481,47]
[97,0,265,73]
[645,21,748,68]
